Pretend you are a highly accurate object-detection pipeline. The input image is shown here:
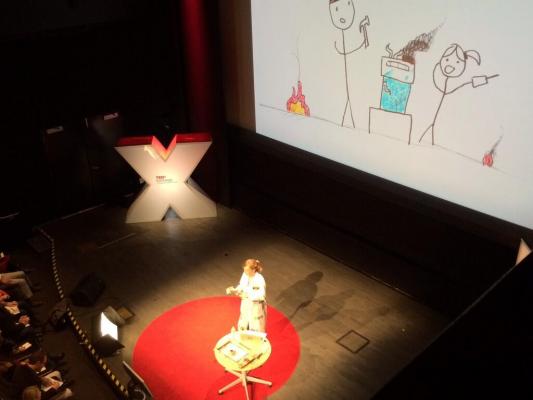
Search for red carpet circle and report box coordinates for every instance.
[133,296,300,400]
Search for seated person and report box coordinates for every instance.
[22,385,73,400]
[0,307,36,343]
[23,384,72,400]
[22,385,42,400]
[0,290,34,316]
[0,270,39,302]
[12,352,73,399]
[18,349,67,378]
[0,329,33,359]
[0,346,65,380]
[0,251,35,273]
[0,252,9,273]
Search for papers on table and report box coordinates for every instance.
[218,341,248,363]
[4,305,20,315]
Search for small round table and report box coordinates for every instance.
[214,331,272,400]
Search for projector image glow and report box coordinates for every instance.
[100,311,118,340]
[93,310,124,357]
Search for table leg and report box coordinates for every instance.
[226,369,241,378]
[242,372,250,400]
[218,370,272,397]
[218,377,242,394]
[248,375,273,387]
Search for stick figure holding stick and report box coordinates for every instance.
[419,43,499,145]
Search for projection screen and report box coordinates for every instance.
[251,0,533,229]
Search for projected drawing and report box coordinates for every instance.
[329,0,370,128]
[286,48,311,116]
[286,80,311,116]
[482,136,503,167]
[418,44,499,145]
[369,28,439,144]
[253,0,533,229]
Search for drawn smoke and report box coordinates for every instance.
[386,26,440,64]
[286,41,311,117]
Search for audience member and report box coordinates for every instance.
[12,351,73,399]
[0,270,40,301]
[0,252,75,398]
[0,290,35,316]
[0,329,33,359]
[22,385,41,400]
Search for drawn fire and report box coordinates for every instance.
[286,80,310,116]
[482,136,503,167]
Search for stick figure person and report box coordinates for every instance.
[419,44,498,145]
[329,0,370,128]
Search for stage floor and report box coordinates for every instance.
[40,204,448,399]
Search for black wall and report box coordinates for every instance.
[228,127,531,316]
[0,1,187,242]
[0,1,141,39]
[1,1,185,126]
[373,252,533,399]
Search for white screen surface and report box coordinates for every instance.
[252,0,533,229]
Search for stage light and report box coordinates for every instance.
[92,308,126,357]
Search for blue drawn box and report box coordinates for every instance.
[379,57,415,114]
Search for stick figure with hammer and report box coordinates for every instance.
[329,0,370,128]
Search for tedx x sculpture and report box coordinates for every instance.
[115,133,217,223]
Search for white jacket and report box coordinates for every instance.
[235,272,267,332]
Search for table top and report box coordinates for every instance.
[214,331,271,372]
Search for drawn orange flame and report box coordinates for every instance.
[286,81,310,116]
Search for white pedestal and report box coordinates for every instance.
[115,134,217,223]
[369,107,413,144]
